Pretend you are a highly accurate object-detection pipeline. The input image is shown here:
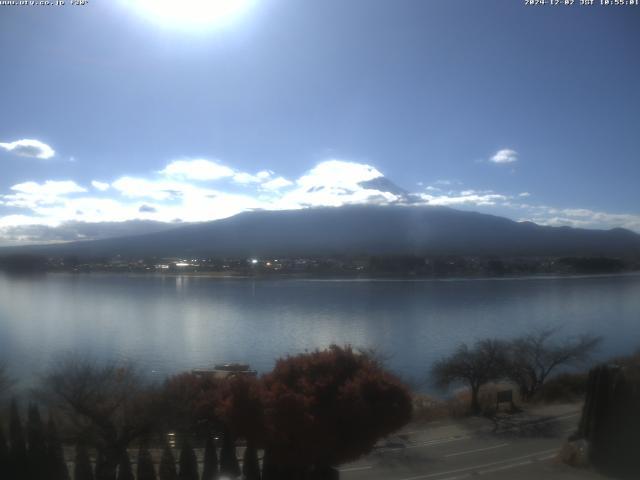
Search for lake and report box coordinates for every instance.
[1,272,639,391]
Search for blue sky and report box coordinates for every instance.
[1,0,639,244]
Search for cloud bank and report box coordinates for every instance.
[0,156,638,245]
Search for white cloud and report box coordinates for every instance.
[490,149,518,164]
[273,159,396,208]
[3,181,87,209]
[108,175,266,223]
[30,197,138,224]
[232,172,263,184]
[0,139,56,159]
[92,180,110,191]
[261,176,293,190]
[0,214,58,228]
[0,219,176,246]
[111,176,195,201]
[161,159,279,189]
[297,159,382,190]
[232,170,274,184]
[160,158,235,181]
[526,207,640,232]
[420,192,508,207]
[2,156,640,243]
[10,180,85,196]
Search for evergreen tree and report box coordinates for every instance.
[9,399,28,480]
[158,444,178,480]
[0,423,9,474]
[27,404,47,480]
[219,431,240,478]
[116,450,134,480]
[178,439,198,480]
[74,444,94,480]
[201,436,218,480]
[95,448,117,480]
[136,445,157,480]
[242,443,261,480]
[46,417,70,480]
[260,449,278,480]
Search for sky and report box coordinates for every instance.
[1,0,639,245]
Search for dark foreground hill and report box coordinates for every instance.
[4,205,640,259]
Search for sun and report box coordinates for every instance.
[128,0,254,30]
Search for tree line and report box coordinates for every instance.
[0,345,413,480]
[431,328,601,413]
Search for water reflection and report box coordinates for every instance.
[0,272,639,391]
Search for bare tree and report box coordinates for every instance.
[431,339,507,414]
[356,346,393,368]
[39,356,159,480]
[504,328,601,401]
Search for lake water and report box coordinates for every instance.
[1,272,639,391]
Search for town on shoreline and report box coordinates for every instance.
[1,253,639,278]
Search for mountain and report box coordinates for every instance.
[4,205,640,259]
[358,177,410,198]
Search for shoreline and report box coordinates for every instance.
[29,269,640,283]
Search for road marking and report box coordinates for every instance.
[338,465,373,472]
[537,453,557,461]
[392,410,581,452]
[405,436,472,449]
[434,475,471,480]
[444,442,509,458]
[389,412,577,452]
[477,459,532,474]
[396,448,558,480]
[406,411,580,436]
[380,435,473,452]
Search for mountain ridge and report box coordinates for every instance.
[2,205,639,259]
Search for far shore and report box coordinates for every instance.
[38,269,640,282]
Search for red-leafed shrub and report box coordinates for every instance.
[216,374,266,444]
[161,372,223,434]
[262,345,412,469]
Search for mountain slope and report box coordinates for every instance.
[7,205,640,259]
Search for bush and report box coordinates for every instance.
[612,349,640,367]
[263,345,412,470]
[532,373,588,403]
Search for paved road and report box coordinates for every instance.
[339,404,609,480]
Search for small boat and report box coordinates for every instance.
[214,363,252,372]
[192,363,257,379]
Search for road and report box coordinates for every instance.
[339,404,609,480]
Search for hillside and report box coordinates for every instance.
[4,205,640,259]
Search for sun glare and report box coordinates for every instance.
[129,0,254,30]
